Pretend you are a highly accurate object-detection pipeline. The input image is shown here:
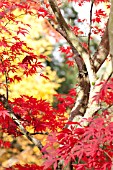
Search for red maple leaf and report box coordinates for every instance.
[0,110,9,119]
[66,60,75,67]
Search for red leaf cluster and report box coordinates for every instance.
[6,164,52,170]
[0,139,10,148]
[43,117,113,169]
[93,78,113,105]
[59,46,75,67]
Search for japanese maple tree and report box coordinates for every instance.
[0,0,113,170]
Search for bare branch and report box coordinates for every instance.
[30,132,49,135]
[88,1,94,52]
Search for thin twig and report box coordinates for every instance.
[19,131,49,136]
[5,72,8,101]
[88,1,94,52]
[103,150,112,161]
[0,56,9,100]
[30,132,49,135]
[93,20,109,72]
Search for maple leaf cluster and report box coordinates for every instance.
[59,46,75,67]
[43,116,113,169]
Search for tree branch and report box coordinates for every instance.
[108,0,113,57]
[48,0,86,74]
[48,0,99,123]
[83,55,113,125]
[48,0,97,85]
[88,1,94,52]
[30,132,49,135]
[93,21,109,72]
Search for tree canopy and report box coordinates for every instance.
[0,0,113,170]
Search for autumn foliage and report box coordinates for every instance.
[0,0,113,170]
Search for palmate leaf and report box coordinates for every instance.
[0,109,9,119]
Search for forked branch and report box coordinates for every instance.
[48,0,99,123]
